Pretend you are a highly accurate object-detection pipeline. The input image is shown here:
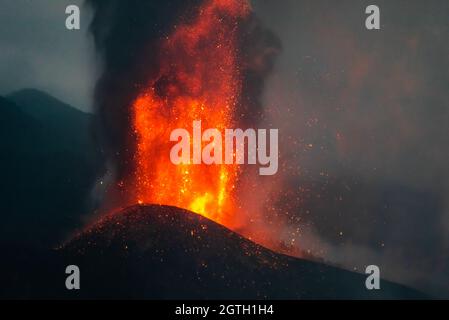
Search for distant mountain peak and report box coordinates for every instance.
[7,88,89,115]
[5,87,96,152]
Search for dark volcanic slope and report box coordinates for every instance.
[0,94,99,249]
[60,205,425,299]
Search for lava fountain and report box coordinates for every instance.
[89,0,283,250]
[131,0,250,227]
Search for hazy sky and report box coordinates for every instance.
[0,0,95,111]
[253,0,449,297]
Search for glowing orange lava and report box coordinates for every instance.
[132,0,251,226]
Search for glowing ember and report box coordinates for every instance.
[132,0,251,226]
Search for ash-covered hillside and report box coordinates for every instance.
[58,204,426,299]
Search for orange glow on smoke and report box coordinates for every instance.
[132,0,251,226]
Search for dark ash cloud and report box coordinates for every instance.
[254,0,449,297]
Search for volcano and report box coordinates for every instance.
[59,205,425,299]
